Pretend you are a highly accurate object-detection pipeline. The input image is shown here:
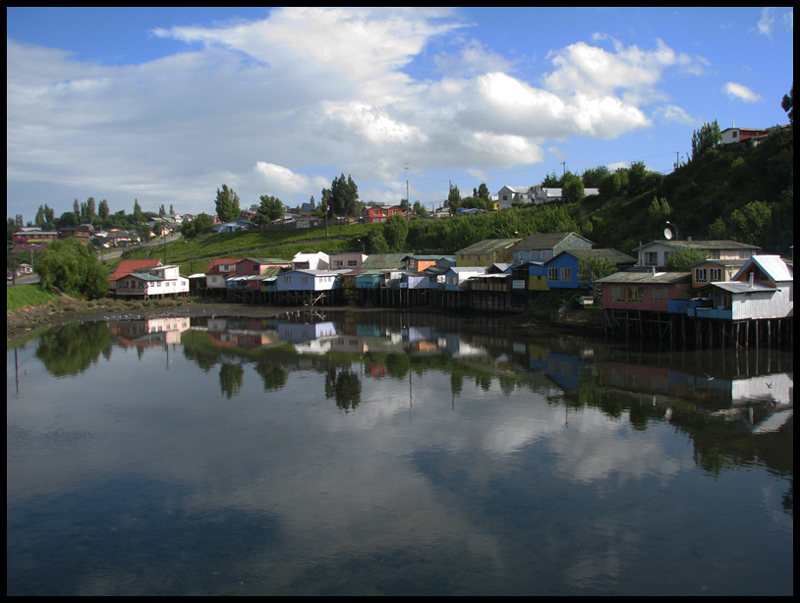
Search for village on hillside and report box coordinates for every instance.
[9,126,794,350]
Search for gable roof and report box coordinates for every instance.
[733,255,792,283]
[514,231,594,251]
[205,258,242,275]
[553,248,636,265]
[455,238,522,255]
[109,259,162,281]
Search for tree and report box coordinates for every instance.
[323,174,360,217]
[561,173,585,204]
[447,183,462,215]
[581,166,610,188]
[253,195,284,225]
[665,247,707,272]
[577,253,617,297]
[133,199,143,222]
[98,199,110,220]
[215,184,241,223]
[691,120,721,160]
[781,83,793,124]
[541,171,560,187]
[35,237,108,299]
[383,214,409,252]
[476,183,492,204]
[627,161,648,196]
[365,229,389,254]
[181,213,213,239]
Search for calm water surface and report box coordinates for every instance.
[7,310,793,595]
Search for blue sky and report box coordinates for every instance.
[7,7,794,221]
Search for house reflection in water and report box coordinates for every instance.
[109,316,191,346]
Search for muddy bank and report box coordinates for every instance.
[6,297,295,344]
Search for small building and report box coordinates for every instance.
[513,231,595,264]
[543,248,637,290]
[205,258,242,290]
[114,264,189,298]
[12,228,59,253]
[454,238,521,267]
[688,255,793,321]
[329,252,367,270]
[276,269,343,293]
[688,258,749,290]
[361,205,403,223]
[634,239,761,269]
[108,259,163,292]
[595,270,692,313]
[443,266,490,292]
[292,251,330,271]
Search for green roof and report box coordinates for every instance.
[455,238,521,255]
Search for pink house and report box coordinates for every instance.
[595,271,692,313]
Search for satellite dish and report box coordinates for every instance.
[663,227,674,240]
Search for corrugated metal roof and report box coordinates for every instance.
[359,254,408,269]
[710,281,776,294]
[514,231,593,251]
[455,238,521,255]
[634,239,761,251]
[745,255,792,282]
[559,248,636,264]
[596,271,691,284]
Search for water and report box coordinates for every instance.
[7,310,793,595]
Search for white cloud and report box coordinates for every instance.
[756,7,776,37]
[724,82,763,103]
[6,8,706,217]
[254,163,329,198]
[653,104,698,126]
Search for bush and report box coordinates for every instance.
[34,238,109,299]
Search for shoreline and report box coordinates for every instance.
[7,296,550,344]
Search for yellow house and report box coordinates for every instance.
[455,238,521,267]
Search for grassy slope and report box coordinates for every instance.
[6,284,60,311]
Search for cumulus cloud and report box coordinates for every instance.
[724,82,763,103]
[7,8,704,216]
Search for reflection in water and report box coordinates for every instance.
[8,310,793,595]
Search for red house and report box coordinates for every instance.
[362,205,403,223]
[108,259,163,292]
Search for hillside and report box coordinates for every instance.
[115,127,792,274]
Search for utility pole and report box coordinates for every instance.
[405,163,410,219]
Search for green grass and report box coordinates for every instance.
[109,222,377,275]
[6,284,60,311]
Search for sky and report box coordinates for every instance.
[6,7,794,222]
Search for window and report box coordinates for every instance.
[283,276,291,284]
[548,267,559,282]
[645,251,658,266]
[627,286,644,302]
[300,276,309,284]
[610,286,626,302]
[709,268,722,281]
[651,286,668,302]
[695,268,708,283]
[348,260,358,266]
[560,268,571,282]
